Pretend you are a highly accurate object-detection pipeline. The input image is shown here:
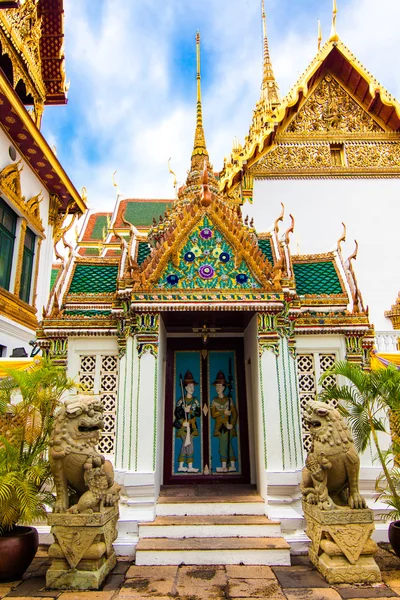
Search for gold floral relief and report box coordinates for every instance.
[287,74,383,134]
[346,142,400,168]
[252,143,332,172]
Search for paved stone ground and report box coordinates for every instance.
[1,545,400,600]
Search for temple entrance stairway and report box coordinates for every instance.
[135,485,291,565]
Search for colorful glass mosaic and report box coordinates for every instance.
[159,216,261,290]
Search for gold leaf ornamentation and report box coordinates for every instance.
[287,75,383,134]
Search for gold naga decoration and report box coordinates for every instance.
[0,161,44,233]
[346,240,366,314]
[385,293,400,331]
[0,0,46,121]
[53,201,77,262]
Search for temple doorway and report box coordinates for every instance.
[163,335,251,484]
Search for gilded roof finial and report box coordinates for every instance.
[337,221,346,254]
[317,19,322,51]
[168,158,177,197]
[284,214,295,246]
[191,31,209,168]
[261,0,280,107]
[274,202,285,234]
[112,170,121,197]
[329,0,339,43]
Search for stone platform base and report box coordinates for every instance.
[303,502,381,585]
[46,506,119,590]
[46,553,116,590]
[315,552,381,584]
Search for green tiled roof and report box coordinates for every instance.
[293,261,343,296]
[258,238,274,264]
[69,264,119,294]
[137,241,151,264]
[124,201,172,227]
[91,215,108,240]
[64,310,112,316]
[85,248,100,256]
[50,267,59,291]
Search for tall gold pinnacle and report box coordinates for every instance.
[329,0,339,42]
[261,0,280,106]
[317,19,322,51]
[191,31,208,167]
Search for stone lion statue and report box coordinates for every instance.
[49,394,120,513]
[301,400,366,510]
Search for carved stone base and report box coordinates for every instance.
[46,505,119,590]
[303,502,381,584]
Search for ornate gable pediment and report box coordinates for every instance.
[286,74,384,135]
[157,215,262,291]
[135,194,276,294]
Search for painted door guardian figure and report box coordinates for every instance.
[211,370,237,472]
[173,370,201,472]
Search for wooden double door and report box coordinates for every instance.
[163,338,250,484]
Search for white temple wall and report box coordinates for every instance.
[156,320,167,493]
[243,315,263,492]
[247,178,400,330]
[0,127,54,355]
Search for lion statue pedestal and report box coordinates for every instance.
[301,401,381,584]
[46,395,121,590]
[303,503,380,584]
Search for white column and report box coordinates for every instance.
[115,336,134,470]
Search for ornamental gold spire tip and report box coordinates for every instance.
[329,0,339,43]
[191,30,208,166]
[318,19,322,51]
[260,0,280,106]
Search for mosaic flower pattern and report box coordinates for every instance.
[160,216,260,290]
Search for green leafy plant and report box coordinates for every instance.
[319,360,400,520]
[0,359,74,534]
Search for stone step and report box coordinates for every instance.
[139,515,282,538]
[135,536,291,566]
[156,496,265,516]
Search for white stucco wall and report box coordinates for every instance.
[0,126,53,355]
[246,178,400,330]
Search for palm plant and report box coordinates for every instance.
[0,358,74,534]
[319,361,400,520]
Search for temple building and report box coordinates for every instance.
[36,3,400,560]
[0,0,86,363]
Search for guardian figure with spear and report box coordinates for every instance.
[211,364,238,473]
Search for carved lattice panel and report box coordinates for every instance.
[297,354,316,453]
[297,352,338,452]
[78,353,118,456]
[99,355,118,455]
[319,354,338,400]
[80,355,96,373]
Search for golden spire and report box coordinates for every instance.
[329,0,339,43]
[261,0,280,106]
[191,31,209,168]
[317,19,322,51]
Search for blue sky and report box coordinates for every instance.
[42,0,400,209]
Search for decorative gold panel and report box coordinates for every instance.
[0,287,38,330]
[251,143,332,172]
[346,142,400,168]
[287,75,383,134]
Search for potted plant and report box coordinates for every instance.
[319,360,400,555]
[0,358,74,581]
